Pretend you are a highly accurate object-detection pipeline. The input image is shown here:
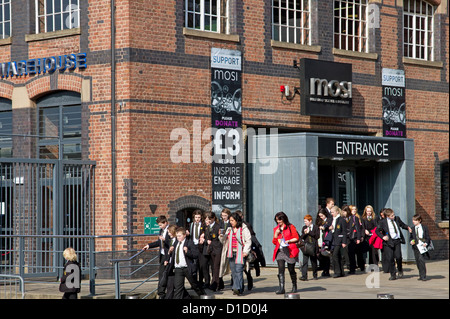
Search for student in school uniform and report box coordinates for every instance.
[375,208,412,280]
[171,227,206,299]
[186,209,206,287]
[159,224,178,299]
[203,211,223,291]
[142,215,172,293]
[299,214,320,281]
[329,206,348,278]
[410,214,432,281]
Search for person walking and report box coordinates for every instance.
[272,211,300,294]
[361,205,379,266]
[299,214,320,281]
[375,208,412,280]
[318,209,333,277]
[347,205,364,273]
[203,211,223,291]
[410,214,432,281]
[329,206,348,278]
[59,247,81,299]
[219,212,252,296]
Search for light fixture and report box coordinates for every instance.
[331,157,344,161]
[376,159,390,163]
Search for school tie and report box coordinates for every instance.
[176,243,180,264]
[415,226,420,241]
[195,223,199,240]
[390,219,399,236]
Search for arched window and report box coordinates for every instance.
[0,97,12,158]
[37,90,82,160]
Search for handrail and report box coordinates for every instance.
[0,274,25,299]
[112,248,160,299]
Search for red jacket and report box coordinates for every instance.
[272,224,300,261]
[369,228,383,249]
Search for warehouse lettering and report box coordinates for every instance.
[336,141,389,157]
[1,53,87,79]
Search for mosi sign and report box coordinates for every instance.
[300,58,352,118]
[310,78,352,99]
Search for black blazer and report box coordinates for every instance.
[345,215,363,241]
[187,221,205,245]
[331,217,348,247]
[203,222,223,255]
[375,216,409,247]
[410,224,431,247]
[59,260,81,293]
[167,239,199,276]
[147,226,172,261]
[301,224,320,254]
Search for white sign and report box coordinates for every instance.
[382,68,405,87]
[211,48,242,71]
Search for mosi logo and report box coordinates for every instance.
[310,78,352,99]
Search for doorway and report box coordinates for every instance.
[319,161,376,215]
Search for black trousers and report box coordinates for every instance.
[301,254,318,278]
[173,267,204,299]
[210,251,222,286]
[384,239,403,276]
[332,245,347,276]
[348,239,365,271]
[413,246,429,279]
[318,254,330,274]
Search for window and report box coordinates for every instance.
[403,0,435,61]
[37,91,82,160]
[0,0,11,39]
[334,0,368,52]
[0,98,12,158]
[272,0,311,45]
[185,0,229,33]
[35,0,80,34]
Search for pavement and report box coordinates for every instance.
[6,259,449,299]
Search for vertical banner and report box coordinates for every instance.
[211,48,243,215]
[382,68,406,138]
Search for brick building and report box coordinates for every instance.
[0,0,448,264]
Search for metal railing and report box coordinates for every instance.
[0,274,25,299]
[0,234,158,297]
[111,248,160,299]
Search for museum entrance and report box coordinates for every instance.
[318,161,376,215]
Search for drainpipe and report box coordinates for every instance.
[111,0,117,254]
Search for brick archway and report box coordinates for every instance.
[167,195,211,225]
[0,81,14,100]
[26,73,83,100]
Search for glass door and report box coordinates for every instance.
[336,166,356,207]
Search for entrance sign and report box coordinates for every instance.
[318,136,405,160]
[300,58,352,118]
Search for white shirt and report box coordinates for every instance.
[332,216,337,233]
[175,240,188,268]
[415,225,424,241]
[192,223,201,245]
[387,219,400,240]
[161,226,169,255]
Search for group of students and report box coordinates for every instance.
[143,209,263,299]
[273,197,433,297]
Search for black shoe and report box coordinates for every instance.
[321,272,331,277]
[333,274,343,278]
[209,282,218,291]
[348,270,356,275]
[299,276,307,281]
[233,289,241,296]
[389,275,397,280]
[398,271,403,278]
[218,278,224,290]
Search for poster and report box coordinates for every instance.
[382,68,406,138]
[210,48,243,215]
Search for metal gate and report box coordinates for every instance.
[0,158,95,277]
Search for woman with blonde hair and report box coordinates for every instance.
[59,247,81,299]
